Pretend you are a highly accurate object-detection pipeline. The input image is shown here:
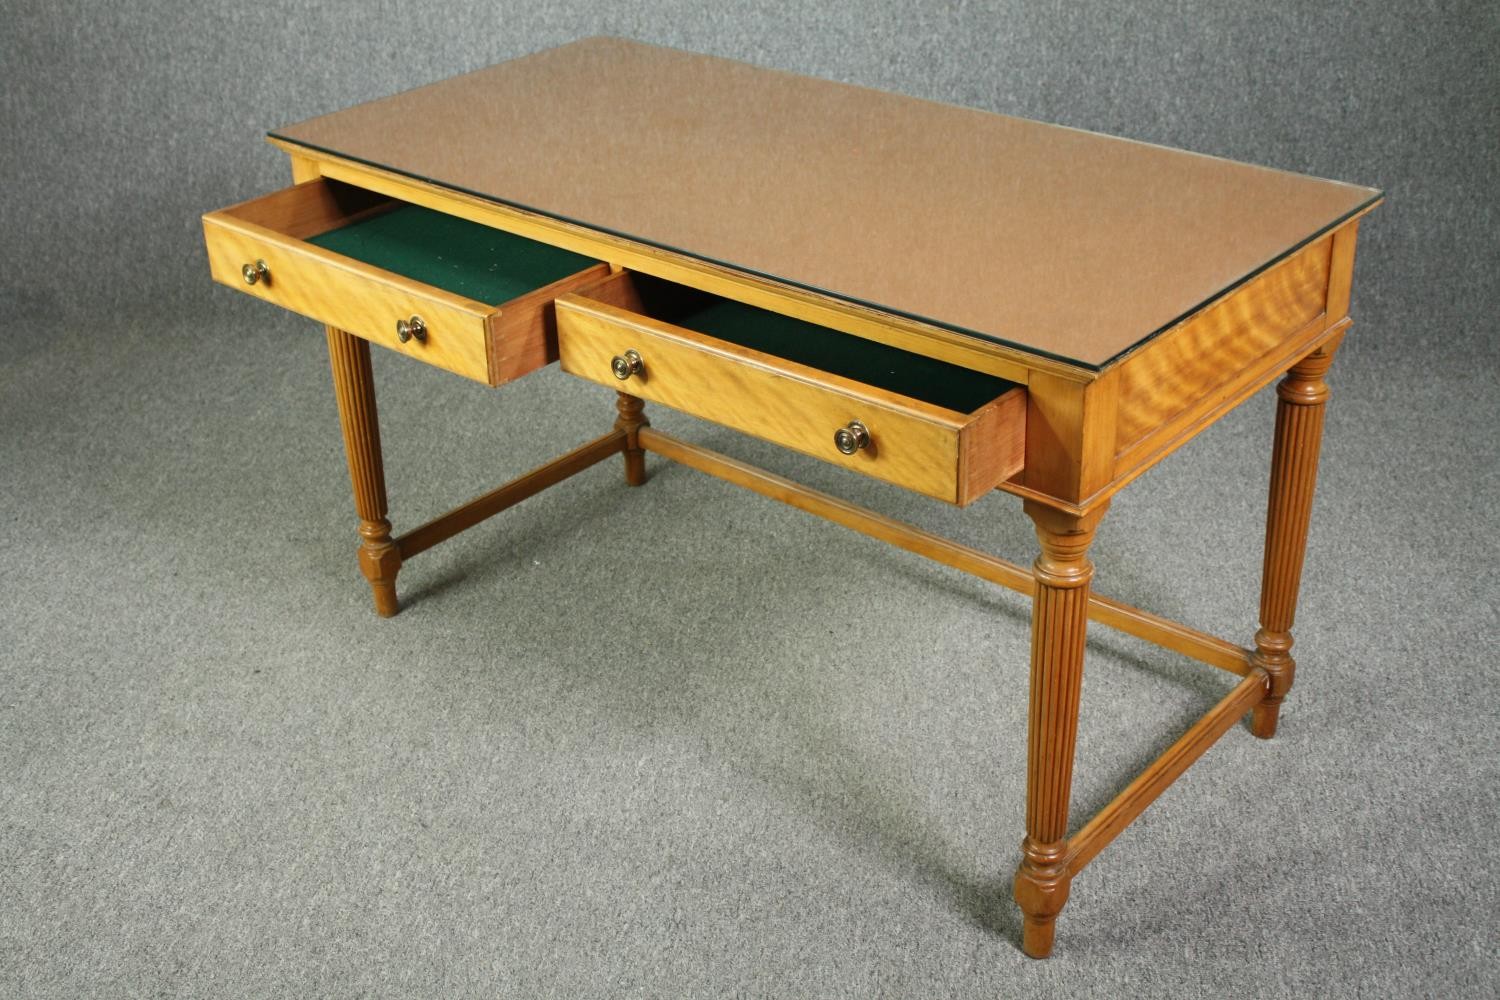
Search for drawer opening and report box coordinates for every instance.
[304,186,601,306]
[624,274,1019,415]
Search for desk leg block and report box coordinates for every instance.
[1014,500,1107,958]
[1250,339,1340,738]
[615,391,649,486]
[327,327,402,617]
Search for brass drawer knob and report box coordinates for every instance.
[834,420,871,455]
[241,259,270,285]
[396,315,427,344]
[611,349,644,380]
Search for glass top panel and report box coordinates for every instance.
[271,38,1380,369]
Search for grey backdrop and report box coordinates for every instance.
[3,1,1497,997]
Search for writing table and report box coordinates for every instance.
[202,38,1381,957]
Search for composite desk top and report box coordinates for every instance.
[271,37,1379,370]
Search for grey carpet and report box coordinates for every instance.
[2,2,1497,997]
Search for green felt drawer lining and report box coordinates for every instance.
[306,203,599,306]
[648,287,1019,415]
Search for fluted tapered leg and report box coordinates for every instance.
[1013,500,1107,958]
[1250,339,1340,738]
[326,327,401,617]
[615,391,649,486]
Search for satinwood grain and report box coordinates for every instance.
[555,294,1026,505]
[204,180,607,386]
[1113,236,1332,459]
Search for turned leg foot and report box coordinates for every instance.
[615,391,649,487]
[1249,628,1292,738]
[1014,837,1070,959]
[357,519,402,618]
[327,327,403,616]
[1250,339,1339,737]
[1249,702,1280,740]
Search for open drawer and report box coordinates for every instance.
[556,274,1026,505]
[203,179,610,385]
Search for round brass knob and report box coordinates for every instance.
[241,260,270,285]
[611,349,643,381]
[396,316,427,344]
[834,420,870,455]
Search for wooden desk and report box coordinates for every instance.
[202,38,1380,958]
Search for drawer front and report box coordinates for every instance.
[204,198,492,383]
[556,294,1024,504]
[203,180,610,385]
